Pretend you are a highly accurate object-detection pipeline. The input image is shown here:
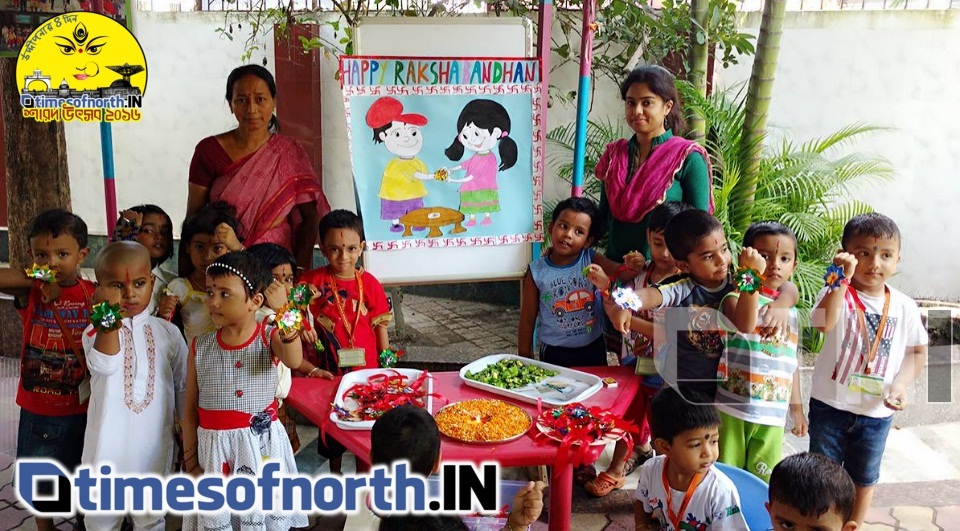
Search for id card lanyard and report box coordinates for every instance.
[661,458,705,530]
[847,285,890,375]
[330,268,364,349]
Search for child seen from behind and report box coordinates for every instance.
[809,213,928,525]
[717,221,806,482]
[81,242,188,531]
[635,387,747,530]
[181,252,307,531]
[767,452,857,531]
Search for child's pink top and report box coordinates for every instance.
[459,152,499,192]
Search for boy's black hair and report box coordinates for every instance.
[178,202,240,277]
[550,196,605,243]
[206,251,271,298]
[116,204,175,264]
[370,405,441,478]
[245,243,297,273]
[319,209,365,243]
[663,209,723,261]
[743,221,798,250]
[372,123,392,144]
[769,452,855,522]
[28,209,88,249]
[649,387,720,443]
[841,213,901,250]
[647,201,693,234]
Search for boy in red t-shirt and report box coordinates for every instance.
[299,209,393,473]
[0,209,93,531]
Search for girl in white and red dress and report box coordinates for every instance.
[181,252,314,530]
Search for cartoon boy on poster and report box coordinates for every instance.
[366,97,435,233]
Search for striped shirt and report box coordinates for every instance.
[717,293,799,427]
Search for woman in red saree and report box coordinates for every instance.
[186,64,330,270]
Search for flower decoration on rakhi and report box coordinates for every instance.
[378,348,405,369]
[90,302,123,333]
[333,370,432,422]
[612,287,643,312]
[274,305,304,335]
[433,168,449,181]
[25,263,57,283]
[735,266,763,294]
[823,264,848,292]
[288,284,314,309]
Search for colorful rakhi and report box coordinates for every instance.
[434,168,449,181]
[534,402,637,469]
[90,302,123,333]
[823,264,848,292]
[378,348,405,369]
[274,305,304,336]
[612,287,643,312]
[333,370,432,422]
[288,284,314,309]
[24,263,56,283]
[735,266,763,294]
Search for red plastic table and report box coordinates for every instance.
[285,366,642,531]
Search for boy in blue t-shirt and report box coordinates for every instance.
[519,196,619,367]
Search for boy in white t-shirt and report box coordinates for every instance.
[635,387,747,530]
[809,213,928,526]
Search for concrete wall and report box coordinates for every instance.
[61,9,960,299]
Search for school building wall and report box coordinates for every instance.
[51,9,960,301]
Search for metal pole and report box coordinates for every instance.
[570,0,596,197]
[100,121,117,240]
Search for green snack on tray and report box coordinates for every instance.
[464,359,558,390]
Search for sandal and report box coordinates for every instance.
[623,448,655,477]
[574,463,597,486]
[585,471,627,497]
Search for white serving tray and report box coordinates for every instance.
[329,368,433,431]
[458,354,602,406]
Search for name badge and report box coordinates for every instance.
[848,373,884,397]
[78,375,91,404]
[338,348,366,368]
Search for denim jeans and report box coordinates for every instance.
[808,398,891,486]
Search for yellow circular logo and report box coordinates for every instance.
[16,12,147,123]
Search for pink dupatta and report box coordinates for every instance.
[210,134,331,248]
[594,136,713,223]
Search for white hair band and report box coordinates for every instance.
[207,262,253,292]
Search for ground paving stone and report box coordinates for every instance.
[934,506,960,528]
[890,506,939,531]
[865,507,901,527]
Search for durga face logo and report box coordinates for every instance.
[53,23,107,82]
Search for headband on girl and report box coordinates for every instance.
[207,262,254,293]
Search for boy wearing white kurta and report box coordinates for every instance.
[81,242,188,531]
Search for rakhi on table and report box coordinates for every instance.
[331,370,434,422]
[534,401,638,469]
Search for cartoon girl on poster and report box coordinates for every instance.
[443,99,517,227]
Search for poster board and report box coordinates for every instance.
[354,17,536,286]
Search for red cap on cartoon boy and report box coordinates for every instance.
[365,97,428,129]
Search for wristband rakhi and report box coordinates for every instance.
[378,348,405,369]
[612,287,643,312]
[25,263,57,283]
[735,266,763,294]
[333,370,432,422]
[534,402,638,470]
[823,264,848,292]
[90,302,123,333]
